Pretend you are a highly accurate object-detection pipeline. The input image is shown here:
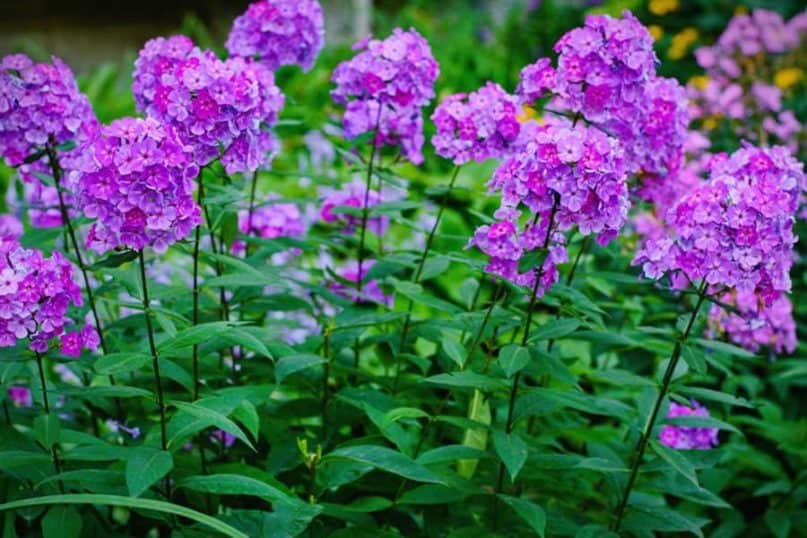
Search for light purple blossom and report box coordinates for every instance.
[708,291,796,355]
[431,82,521,165]
[330,260,393,308]
[226,0,325,72]
[7,385,32,407]
[320,180,388,236]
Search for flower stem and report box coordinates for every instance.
[547,234,591,355]
[320,322,333,441]
[244,170,259,259]
[191,175,205,402]
[34,350,64,494]
[493,194,560,527]
[356,104,384,293]
[45,143,108,356]
[138,250,170,499]
[394,165,462,393]
[611,280,709,532]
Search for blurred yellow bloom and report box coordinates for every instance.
[774,67,803,90]
[649,0,678,16]
[518,105,537,123]
[648,25,664,41]
[668,28,698,60]
[734,5,748,15]
[703,116,719,130]
[689,75,709,90]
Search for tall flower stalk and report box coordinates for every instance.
[34,350,65,494]
[611,281,708,531]
[138,250,170,498]
[356,106,383,293]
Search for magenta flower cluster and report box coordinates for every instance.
[132,35,285,174]
[226,0,325,72]
[471,122,628,295]
[708,291,796,355]
[330,260,393,308]
[633,144,803,303]
[331,28,439,164]
[431,82,521,165]
[235,195,307,255]
[7,386,32,407]
[74,117,202,254]
[0,244,95,354]
[659,400,719,450]
[320,180,388,236]
[518,12,689,179]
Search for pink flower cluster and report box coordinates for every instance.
[7,385,32,407]
[708,291,796,355]
[0,244,95,354]
[471,123,628,295]
[659,400,719,450]
[518,12,689,178]
[431,82,521,165]
[320,180,388,236]
[634,144,803,302]
[331,28,439,164]
[74,117,202,254]
[330,260,393,308]
[132,35,284,174]
[226,0,325,72]
[689,9,806,153]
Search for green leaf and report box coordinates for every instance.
[498,345,530,378]
[178,474,292,504]
[419,256,451,281]
[416,445,489,465]
[93,352,150,376]
[422,372,507,391]
[681,344,707,374]
[575,458,629,473]
[232,401,260,440]
[458,389,491,479]
[0,494,248,537]
[666,415,741,435]
[125,448,173,497]
[342,496,393,512]
[89,250,138,269]
[441,336,466,369]
[498,495,546,537]
[34,413,61,449]
[158,322,239,353]
[220,212,239,248]
[651,441,699,487]
[382,407,430,426]
[394,281,462,314]
[398,485,469,505]
[675,386,754,408]
[325,445,444,484]
[528,318,580,343]
[275,354,326,384]
[170,401,255,450]
[42,506,82,538]
[492,431,528,482]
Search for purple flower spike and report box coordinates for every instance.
[659,400,719,450]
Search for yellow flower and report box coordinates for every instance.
[649,0,679,16]
[517,105,537,123]
[774,67,803,90]
[648,25,664,41]
[689,75,709,90]
[734,5,748,15]
[703,116,719,130]
[668,27,698,60]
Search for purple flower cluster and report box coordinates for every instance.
[331,28,439,164]
[708,291,796,355]
[470,123,628,295]
[0,214,22,249]
[659,400,719,450]
[0,54,98,171]
[689,9,806,153]
[431,82,521,165]
[7,385,33,407]
[0,244,93,353]
[133,35,285,174]
[74,117,202,254]
[518,12,690,178]
[234,195,306,254]
[633,144,803,302]
[320,180,388,236]
[330,260,393,307]
[226,0,325,72]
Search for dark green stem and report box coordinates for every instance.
[245,170,259,259]
[356,104,383,293]
[35,351,64,493]
[493,194,560,527]
[138,250,170,499]
[321,323,332,440]
[547,235,591,355]
[611,281,709,532]
[191,175,205,402]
